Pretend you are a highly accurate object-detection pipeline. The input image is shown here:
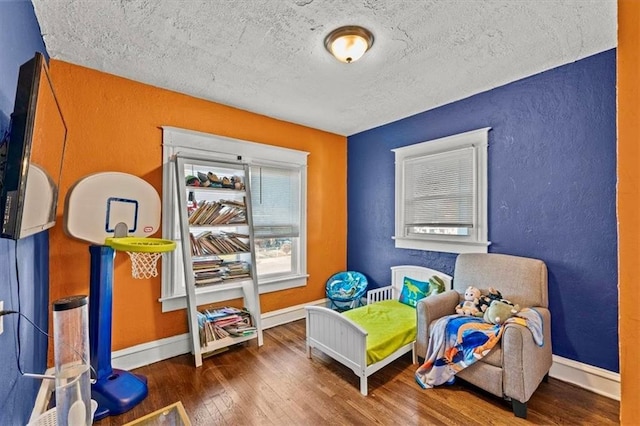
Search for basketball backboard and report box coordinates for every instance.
[64,172,161,245]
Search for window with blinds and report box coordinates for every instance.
[250,165,300,239]
[250,165,301,278]
[404,147,475,237]
[393,128,490,254]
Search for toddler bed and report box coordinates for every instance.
[305,265,452,395]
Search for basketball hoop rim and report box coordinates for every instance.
[105,237,176,253]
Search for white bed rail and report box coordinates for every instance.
[367,285,395,304]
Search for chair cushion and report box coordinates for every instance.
[480,340,502,367]
[325,271,368,301]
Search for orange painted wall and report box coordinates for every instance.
[618,0,640,422]
[46,60,347,351]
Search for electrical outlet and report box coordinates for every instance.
[0,300,3,335]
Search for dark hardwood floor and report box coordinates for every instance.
[96,320,619,425]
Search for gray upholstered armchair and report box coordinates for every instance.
[416,253,552,418]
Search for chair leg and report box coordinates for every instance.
[542,373,550,383]
[512,399,527,418]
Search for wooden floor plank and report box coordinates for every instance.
[95,319,619,425]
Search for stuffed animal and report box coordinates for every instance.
[476,287,504,313]
[483,300,520,325]
[185,175,200,186]
[428,275,446,296]
[456,286,482,316]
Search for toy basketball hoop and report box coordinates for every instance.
[105,237,176,279]
[63,171,173,419]
[64,172,177,279]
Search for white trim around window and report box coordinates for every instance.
[392,127,491,254]
[160,126,309,312]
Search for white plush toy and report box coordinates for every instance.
[455,286,482,316]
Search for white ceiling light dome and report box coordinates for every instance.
[324,26,374,64]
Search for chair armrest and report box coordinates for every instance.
[502,307,553,404]
[416,290,460,358]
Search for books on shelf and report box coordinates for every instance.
[197,306,256,347]
[224,261,250,279]
[192,258,251,287]
[188,199,246,226]
[189,231,250,257]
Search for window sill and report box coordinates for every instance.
[393,236,490,254]
[160,274,308,312]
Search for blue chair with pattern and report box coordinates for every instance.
[325,271,368,312]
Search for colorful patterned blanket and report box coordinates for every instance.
[415,309,544,389]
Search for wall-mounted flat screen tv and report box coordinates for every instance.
[0,52,67,240]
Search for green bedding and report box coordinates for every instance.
[343,299,416,366]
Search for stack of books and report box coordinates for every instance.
[188,199,246,225]
[224,261,251,280]
[197,306,256,347]
[190,231,250,256]
[192,258,225,286]
[192,259,252,287]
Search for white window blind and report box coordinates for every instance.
[404,147,475,230]
[392,127,490,254]
[250,165,300,239]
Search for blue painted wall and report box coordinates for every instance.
[0,1,50,424]
[347,49,618,373]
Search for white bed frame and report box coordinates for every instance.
[305,265,452,395]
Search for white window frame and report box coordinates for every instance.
[160,126,309,312]
[392,127,491,254]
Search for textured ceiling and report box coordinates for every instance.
[32,0,617,136]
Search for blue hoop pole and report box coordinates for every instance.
[89,245,115,380]
[88,244,148,420]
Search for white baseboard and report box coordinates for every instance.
[260,298,326,329]
[111,298,328,370]
[549,354,620,401]
[111,299,620,402]
[112,332,192,371]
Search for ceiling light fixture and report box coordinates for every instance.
[324,26,374,64]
